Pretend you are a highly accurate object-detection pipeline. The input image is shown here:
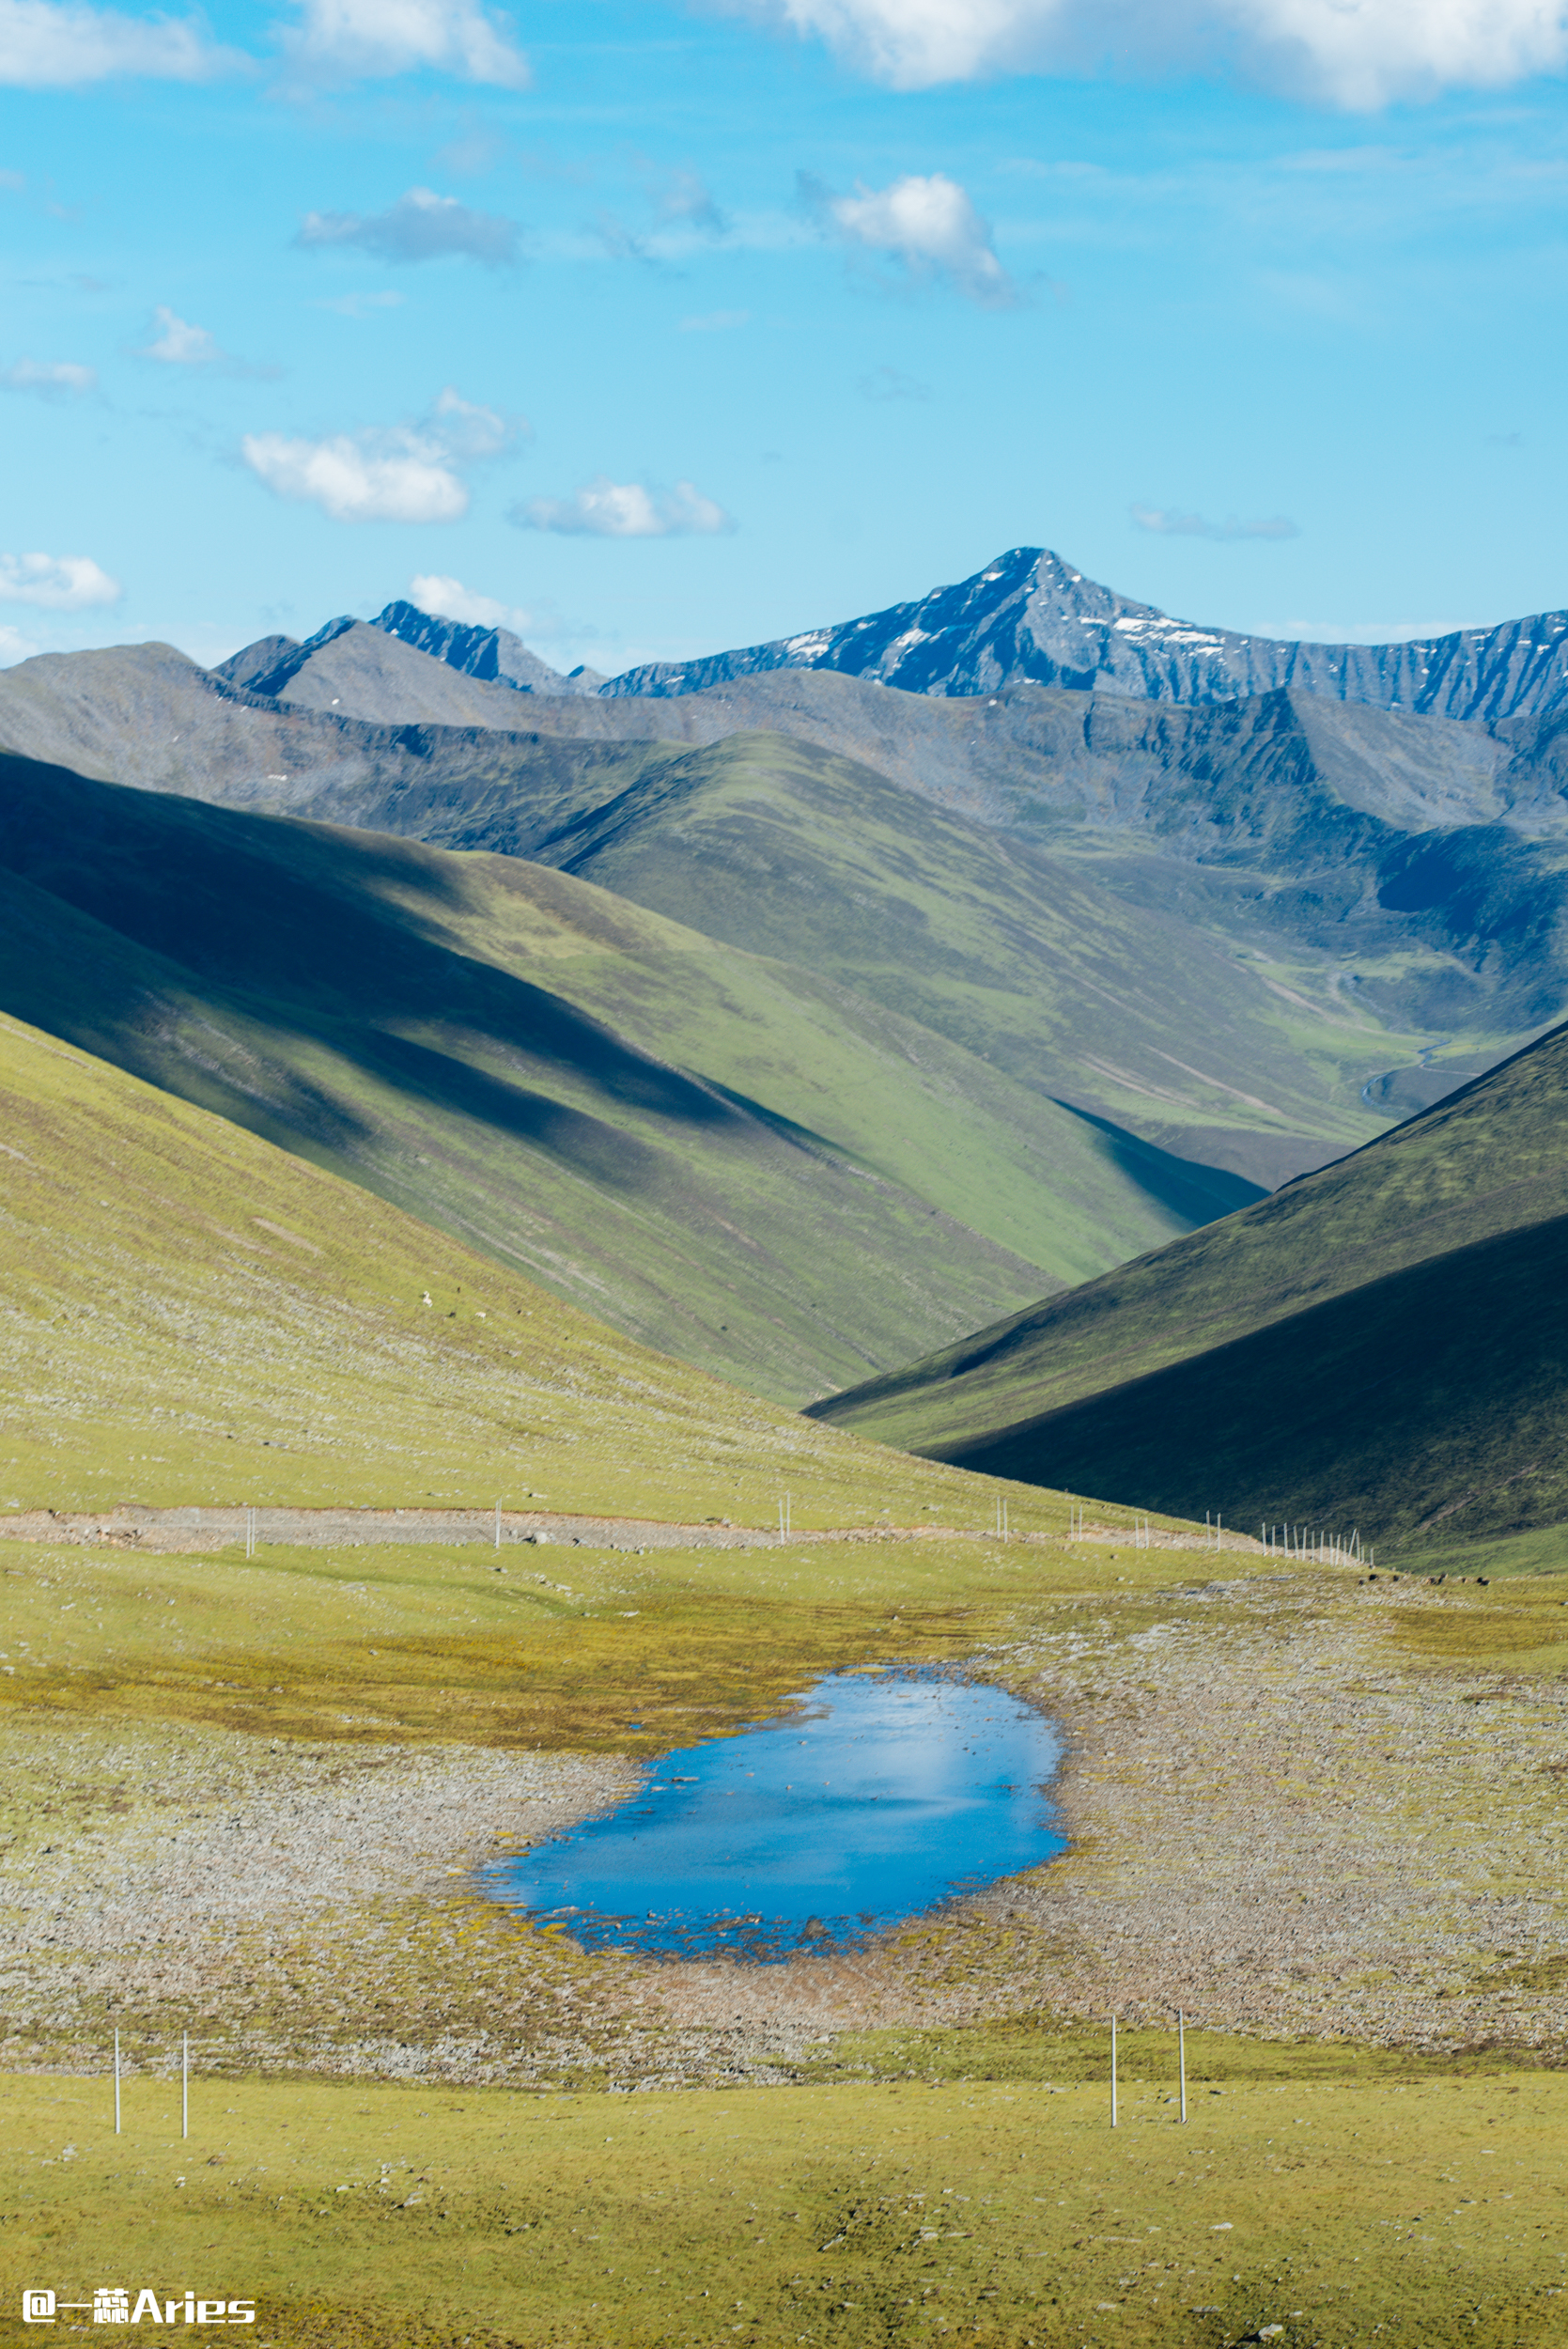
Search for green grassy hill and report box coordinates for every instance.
[0,641,1500,1189]
[443,726,1421,1192]
[0,1003,1049,1528]
[812,1019,1568,1556]
[0,748,1252,1403]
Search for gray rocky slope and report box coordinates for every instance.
[602,544,1568,723]
[213,600,602,704]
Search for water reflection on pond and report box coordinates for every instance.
[480,1670,1064,1961]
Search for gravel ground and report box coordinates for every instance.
[645,1571,1568,2066]
[0,1505,1260,1555]
[5,1567,1561,2087]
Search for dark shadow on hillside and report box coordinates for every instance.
[946,1209,1568,1548]
[1051,1099,1266,1226]
[0,752,749,1143]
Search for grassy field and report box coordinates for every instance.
[7,2064,1567,2348]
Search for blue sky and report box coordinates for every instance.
[3,0,1567,677]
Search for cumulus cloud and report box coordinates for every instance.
[243,432,467,523]
[0,0,241,86]
[0,551,120,607]
[0,355,96,397]
[136,304,280,377]
[241,387,524,524]
[408,573,542,630]
[513,475,735,538]
[139,305,222,365]
[296,185,520,268]
[805,170,1016,306]
[736,0,1568,106]
[282,0,528,86]
[1131,502,1300,541]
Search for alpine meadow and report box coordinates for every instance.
[7,8,1568,2349]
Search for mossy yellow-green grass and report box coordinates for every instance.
[0,747,1261,1406]
[0,1007,1113,1533]
[5,2068,1565,2347]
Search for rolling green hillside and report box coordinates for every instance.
[421,725,1422,1190]
[0,748,1250,1403]
[812,1019,1568,1553]
[0,641,1507,1188]
[0,1003,1040,1527]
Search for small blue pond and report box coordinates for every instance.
[479,1670,1065,1961]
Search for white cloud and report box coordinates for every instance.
[679,308,751,331]
[1131,502,1300,540]
[135,304,280,378]
[139,305,222,365]
[282,0,528,86]
[810,170,1016,305]
[0,620,39,662]
[0,355,96,397]
[512,475,736,538]
[243,431,467,522]
[0,0,241,86]
[241,386,525,524]
[737,0,1568,106]
[297,185,520,267]
[408,574,537,630]
[0,551,120,607]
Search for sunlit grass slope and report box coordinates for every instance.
[440,728,1414,1193]
[0,749,1242,1405]
[0,1007,1075,1527]
[815,1021,1568,1551]
[6,2069,1565,2349]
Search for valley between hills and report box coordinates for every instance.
[6,552,1568,2349]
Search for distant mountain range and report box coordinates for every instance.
[217,549,1568,723]
[4,544,1568,1400]
[608,545,1568,722]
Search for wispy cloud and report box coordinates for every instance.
[734,0,1568,107]
[0,550,119,606]
[646,164,726,234]
[0,354,95,397]
[279,0,528,86]
[1131,502,1300,541]
[136,304,280,378]
[858,363,931,399]
[313,289,408,318]
[803,169,1017,306]
[679,308,751,331]
[0,0,243,86]
[513,475,735,538]
[242,387,525,523]
[296,186,521,267]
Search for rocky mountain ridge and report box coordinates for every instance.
[213,601,602,703]
[603,545,1568,723]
